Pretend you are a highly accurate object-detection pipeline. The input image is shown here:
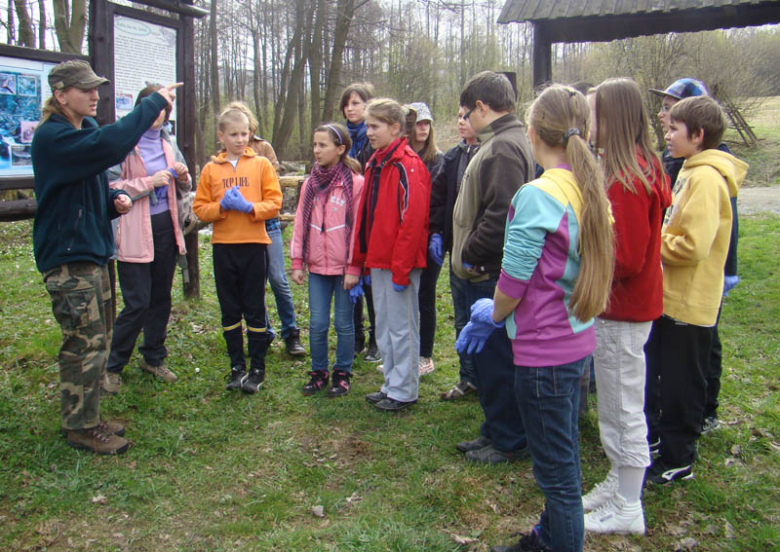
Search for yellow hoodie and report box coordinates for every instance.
[193,148,282,244]
[661,149,748,326]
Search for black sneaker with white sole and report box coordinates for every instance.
[242,368,265,394]
[645,462,694,485]
[226,366,247,391]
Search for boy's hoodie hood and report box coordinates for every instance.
[683,149,747,198]
[212,147,257,164]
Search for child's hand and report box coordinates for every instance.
[172,162,189,181]
[344,274,360,290]
[392,283,408,293]
[291,269,305,285]
[151,169,172,188]
[114,194,132,214]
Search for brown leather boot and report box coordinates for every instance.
[139,359,177,383]
[66,426,130,455]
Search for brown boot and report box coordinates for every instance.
[139,359,177,383]
[66,426,130,455]
[102,372,121,395]
[62,418,124,438]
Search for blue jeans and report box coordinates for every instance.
[449,262,476,386]
[467,277,526,452]
[514,357,586,552]
[265,222,298,338]
[308,273,354,373]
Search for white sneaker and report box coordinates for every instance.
[584,493,645,535]
[582,472,618,511]
[419,357,435,375]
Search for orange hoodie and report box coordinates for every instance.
[193,148,283,244]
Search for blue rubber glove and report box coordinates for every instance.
[455,298,503,355]
[167,168,179,179]
[220,186,240,211]
[462,261,474,270]
[428,233,444,266]
[364,274,371,286]
[349,277,365,304]
[221,187,254,213]
[392,283,408,292]
[723,275,740,296]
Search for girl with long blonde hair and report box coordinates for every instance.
[461,85,614,552]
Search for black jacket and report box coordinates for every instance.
[429,141,479,252]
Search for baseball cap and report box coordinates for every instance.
[649,78,709,100]
[409,102,433,123]
[48,60,110,91]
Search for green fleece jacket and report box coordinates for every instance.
[661,148,748,326]
[31,92,168,273]
[451,113,534,281]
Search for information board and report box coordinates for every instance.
[113,14,177,121]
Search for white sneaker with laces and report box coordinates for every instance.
[582,472,618,511]
[584,493,645,535]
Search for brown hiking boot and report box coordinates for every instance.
[62,418,125,438]
[102,372,121,395]
[139,359,177,383]
[66,426,130,455]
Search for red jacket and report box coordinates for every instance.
[348,138,430,286]
[601,151,672,322]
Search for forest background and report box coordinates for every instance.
[2,0,780,168]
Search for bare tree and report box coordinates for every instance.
[13,0,34,47]
[52,0,86,53]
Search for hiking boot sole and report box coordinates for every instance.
[67,439,130,455]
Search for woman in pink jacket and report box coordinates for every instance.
[290,123,364,398]
[105,85,191,393]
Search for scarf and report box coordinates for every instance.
[300,161,353,263]
[347,120,368,160]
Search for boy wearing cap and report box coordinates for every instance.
[643,96,747,484]
[648,79,741,437]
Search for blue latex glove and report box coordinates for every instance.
[455,298,503,355]
[723,275,739,296]
[220,186,239,211]
[392,283,408,292]
[364,274,371,286]
[221,187,254,213]
[167,168,179,179]
[462,261,474,270]
[429,233,443,266]
[349,277,365,304]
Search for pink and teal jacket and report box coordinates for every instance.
[497,168,595,367]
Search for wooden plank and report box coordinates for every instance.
[0,43,88,64]
[533,23,553,89]
[0,198,36,222]
[279,175,306,188]
[0,178,34,191]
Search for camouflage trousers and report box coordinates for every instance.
[43,262,113,430]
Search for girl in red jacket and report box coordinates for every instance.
[346,98,431,412]
[290,123,364,397]
[582,78,672,534]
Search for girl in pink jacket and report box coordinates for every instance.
[290,123,364,397]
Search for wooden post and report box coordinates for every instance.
[532,23,552,91]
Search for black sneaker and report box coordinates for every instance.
[327,370,351,398]
[226,366,247,391]
[242,368,265,394]
[645,462,694,485]
[364,343,381,362]
[365,390,387,404]
[374,397,416,412]
[491,527,543,552]
[302,371,329,396]
[648,438,660,458]
[701,416,720,434]
[456,435,492,453]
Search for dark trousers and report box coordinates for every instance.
[467,278,527,453]
[108,213,177,373]
[705,306,724,419]
[353,284,377,350]
[418,251,443,358]
[645,315,711,467]
[213,243,271,372]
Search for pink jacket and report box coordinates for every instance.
[290,172,364,275]
[110,139,191,263]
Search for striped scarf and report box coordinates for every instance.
[300,161,353,263]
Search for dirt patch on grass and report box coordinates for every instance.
[739,187,780,216]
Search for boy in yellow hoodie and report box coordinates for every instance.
[644,96,748,485]
[193,107,283,393]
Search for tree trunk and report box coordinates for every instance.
[38,0,46,50]
[14,0,34,47]
[320,0,363,123]
[8,0,15,45]
[52,0,87,54]
[309,0,325,133]
[209,0,220,116]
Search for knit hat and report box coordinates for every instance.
[409,102,433,123]
[649,78,709,100]
[48,60,109,91]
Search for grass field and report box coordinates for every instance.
[0,101,778,551]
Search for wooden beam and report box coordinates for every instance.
[0,177,33,191]
[533,23,552,90]
[0,198,36,222]
[542,5,780,44]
